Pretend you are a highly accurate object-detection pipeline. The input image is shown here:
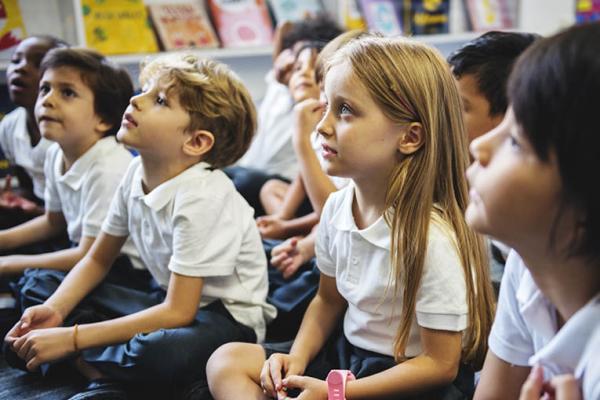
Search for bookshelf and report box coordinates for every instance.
[0,0,576,101]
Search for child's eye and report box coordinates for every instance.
[509,135,521,150]
[339,103,352,115]
[39,84,50,95]
[156,96,168,106]
[10,56,21,64]
[62,88,76,98]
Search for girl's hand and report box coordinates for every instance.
[10,326,76,371]
[4,304,64,343]
[292,99,325,148]
[271,237,311,279]
[519,365,581,400]
[281,375,328,400]
[260,353,306,399]
[257,215,289,240]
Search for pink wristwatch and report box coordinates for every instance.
[326,369,355,400]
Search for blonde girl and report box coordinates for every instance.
[207,35,495,400]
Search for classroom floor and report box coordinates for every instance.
[0,355,82,399]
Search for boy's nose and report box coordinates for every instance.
[316,109,333,138]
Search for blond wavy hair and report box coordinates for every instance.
[328,36,495,369]
[139,54,256,168]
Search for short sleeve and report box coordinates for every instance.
[101,162,136,238]
[415,225,468,331]
[0,117,11,160]
[488,251,535,366]
[315,193,336,277]
[81,168,127,238]
[43,146,62,212]
[168,191,242,277]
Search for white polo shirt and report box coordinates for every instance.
[0,107,52,199]
[489,251,600,382]
[101,157,277,342]
[44,137,139,266]
[238,71,297,180]
[315,184,468,357]
[577,325,600,400]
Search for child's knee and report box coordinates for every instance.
[206,342,264,384]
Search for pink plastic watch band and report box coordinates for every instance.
[327,369,355,400]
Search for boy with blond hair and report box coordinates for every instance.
[5,54,275,398]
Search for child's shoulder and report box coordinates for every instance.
[0,107,27,136]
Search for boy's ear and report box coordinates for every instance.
[183,129,215,157]
[397,122,424,155]
[95,120,113,136]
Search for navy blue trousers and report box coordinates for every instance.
[6,263,256,389]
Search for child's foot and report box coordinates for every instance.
[67,378,127,400]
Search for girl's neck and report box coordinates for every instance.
[25,107,41,147]
[352,177,388,229]
[519,248,600,323]
[140,154,198,194]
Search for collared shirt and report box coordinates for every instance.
[489,251,600,383]
[237,70,297,180]
[0,107,52,199]
[102,157,276,341]
[315,184,468,357]
[44,137,133,244]
[577,324,600,400]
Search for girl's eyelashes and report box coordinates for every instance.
[39,83,49,95]
[339,103,353,116]
[156,94,168,106]
[508,134,521,151]
[62,88,76,98]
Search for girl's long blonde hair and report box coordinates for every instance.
[329,36,495,369]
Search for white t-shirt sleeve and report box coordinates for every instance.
[315,193,336,277]
[101,162,135,237]
[0,116,12,160]
[168,191,242,277]
[81,169,128,238]
[488,251,534,366]
[415,225,468,331]
[43,146,62,212]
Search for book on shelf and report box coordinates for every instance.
[268,0,324,23]
[405,0,450,35]
[576,0,600,23]
[207,0,273,47]
[465,0,513,31]
[148,2,220,50]
[339,0,366,30]
[80,0,159,55]
[0,0,26,61]
[358,0,403,36]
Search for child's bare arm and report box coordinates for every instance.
[474,351,531,400]
[0,235,94,276]
[0,211,66,251]
[276,174,306,220]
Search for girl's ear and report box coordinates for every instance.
[397,122,424,155]
[183,129,215,158]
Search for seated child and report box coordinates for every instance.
[468,23,600,400]
[448,31,538,291]
[0,35,68,227]
[226,15,342,216]
[207,34,495,400]
[5,53,276,399]
[0,48,136,278]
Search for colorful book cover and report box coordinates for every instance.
[339,0,366,30]
[148,2,220,50]
[358,0,403,36]
[576,0,600,23]
[0,0,26,61]
[405,0,450,35]
[207,0,273,47]
[268,0,323,23]
[465,0,513,31]
[81,0,159,55]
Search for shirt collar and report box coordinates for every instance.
[332,184,390,250]
[132,161,212,211]
[57,137,116,191]
[530,293,600,375]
